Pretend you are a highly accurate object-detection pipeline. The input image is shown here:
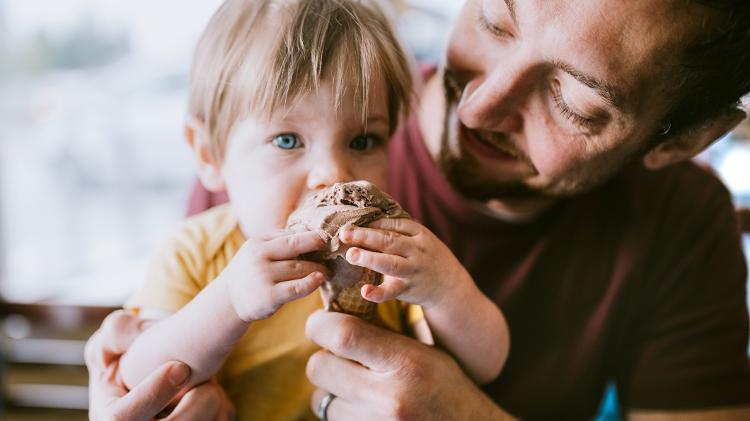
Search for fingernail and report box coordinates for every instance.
[340,229,353,241]
[348,248,360,262]
[169,362,191,387]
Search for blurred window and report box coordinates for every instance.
[0,0,224,304]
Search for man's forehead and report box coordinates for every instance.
[518,0,710,108]
[599,2,706,55]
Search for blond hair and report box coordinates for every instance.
[188,0,413,159]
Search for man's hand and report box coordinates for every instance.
[85,310,235,421]
[304,310,516,421]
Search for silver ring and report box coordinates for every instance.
[317,393,336,421]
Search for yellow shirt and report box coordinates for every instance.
[127,204,422,421]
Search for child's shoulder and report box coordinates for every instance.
[183,203,238,233]
[128,204,242,313]
[165,203,242,262]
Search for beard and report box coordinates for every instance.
[437,67,548,202]
[438,140,543,202]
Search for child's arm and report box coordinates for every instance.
[339,219,509,385]
[120,231,327,390]
[410,270,509,385]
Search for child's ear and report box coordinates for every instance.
[643,109,746,170]
[185,118,226,192]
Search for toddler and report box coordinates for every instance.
[119,0,510,419]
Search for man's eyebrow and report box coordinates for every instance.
[553,60,624,108]
[503,0,518,26]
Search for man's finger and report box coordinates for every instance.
[305,310,421,372]
[97,310,146,356]
[84,329,107,370]
[110,361,191,421]
[88,362,130,421]
[305,350,377,403]
[311,388,379,421]
[265,231,325,260]
[366,218,420,236]
[214,389,237,421]
[164,382,223,421]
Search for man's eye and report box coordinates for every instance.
[350,135,379,151]
[272,134,302,150]
[479,14,506,38]
[478,4,511,39]
[550,82,597,130]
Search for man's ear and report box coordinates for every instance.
[185,118,226,192]
[643,109,746,170]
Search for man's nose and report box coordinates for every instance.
[306,152,354,190]
[456,61,533,133]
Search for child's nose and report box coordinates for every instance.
[306,157,353,190]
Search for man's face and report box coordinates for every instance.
[440,0,706,202]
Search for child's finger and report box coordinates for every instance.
[264,231,325,260]
[259,229,292,241]
[361,278,407,303]
[339,226,409,256]
[345,247,412,278]
[366,218,420,236]
[272,272,326,304]
[267,260,329,282]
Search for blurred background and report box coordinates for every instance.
[0,0,747,420]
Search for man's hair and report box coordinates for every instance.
[188,0,413,159]
[666,1,749,136]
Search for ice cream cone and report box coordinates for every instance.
[286,181,408,321]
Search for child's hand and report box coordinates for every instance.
[222,231,328,322]
[338,219,471,309]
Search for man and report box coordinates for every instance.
[87,0,750,419]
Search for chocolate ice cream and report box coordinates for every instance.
[286,181,409,320]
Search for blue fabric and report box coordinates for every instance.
[594,384,620,421]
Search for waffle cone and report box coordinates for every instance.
[319,254,382,321]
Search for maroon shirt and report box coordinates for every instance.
[388,114,750,418]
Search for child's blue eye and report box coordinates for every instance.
[272,134,302,150]
[350,135,378,151]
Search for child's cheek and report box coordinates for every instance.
[245,190,301,236]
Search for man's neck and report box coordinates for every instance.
[480,198,556,223]
[417,72,556,223]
